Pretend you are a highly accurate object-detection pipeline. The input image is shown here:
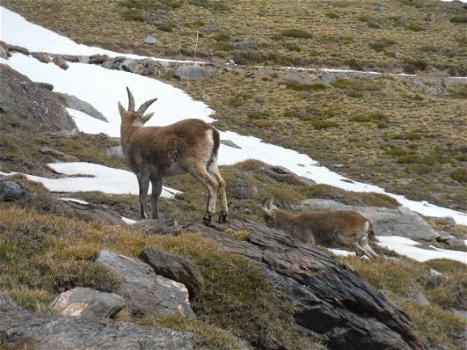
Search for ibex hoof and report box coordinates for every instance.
[202,214,212,226]
[218,212,228,224]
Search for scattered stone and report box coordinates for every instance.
[406,284,430,306]
[121,58,139,73]
[49,287,125,319]
[231,38,257,49]
[0,181,25,201]
[32,52,51,63]
[375,4,385,12]
[72,207,126,226]
[298,176,316,186]
[0,65,76,131]
[319,72,337,84]
[130,218,181,235]
[40,147,80,161]
[95,250,194,317]
[107,145,125,159]
[0,46,8,59]
[89,54,110,64]
[52,55,69,70]
[140,248,205,299]
[55,92,108,122]
[226,177,258,200]
[144,35,158,45]
[8,44,29,55]
[299,199,439,241]
[425,13,435,22]
[220,139,242,149]
[175,64,211,80]
[398,15,409,24]
[79,55,90,63]
[143,61,157,75]
[0,296,193,350]
[450,308,467,321]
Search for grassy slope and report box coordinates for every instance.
[1,0,466,211]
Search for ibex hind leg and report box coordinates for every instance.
[207,161,228,223]
[137,171,150,219]
[188,164,219,226]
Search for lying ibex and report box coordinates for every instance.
[118,87,228,225]
[261,199,378,258]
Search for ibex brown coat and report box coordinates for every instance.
[118,87,228,225]
[262,199,378,258]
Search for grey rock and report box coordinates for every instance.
[130,218,181,235]
[0,46,9,59]
[56,92,108,122]
[0,64,76,131]
[52,55,69,70]
[79,55,90,63]
[375,4,385,12]
[121,58,139,73]
[185,220,425,350]
[72,207,126,226]
[220,139,242,149]
[40,147,79,161]
[231,38,257,49]
[0,297,193,350]
[32,52,51,63]
[299,199,439,241]
[143,61,158,75]
[50,287,125,319]
[450,309,467,321]
[144,35,158,45]
[89,54,110,64]
[320,73,338,84]
[0,181,24,201]
[95,250,194,317]
[298,176,316,186]
[406,284,430,306]
[140,248,204,299]
[175,64,211,80]
[226,177,258,200]
[35,82,54,90]
[107,145,125,159]
[398,15,409,24]
[8,44,29,55]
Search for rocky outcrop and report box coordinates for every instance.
[140,248,204,300]
[186,220,425,350]
[95,250,194,317]
[175,64,212,80]
[0,294,193,350]
[0,64,76,131]
[49,287,125,319]
[56,92,108,122]
[298,199,439,241]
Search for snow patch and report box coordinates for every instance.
[58,197,89,205]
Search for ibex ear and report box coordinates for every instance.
[142,112,154,124]
[118,102,127,120]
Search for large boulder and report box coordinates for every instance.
[175,64,212,80]
[0,64,76,131]
[140,248,204,299]
[55,92,108,122]
[298,199,439,241]
[49,287,125,319]
[186,220,425,350]
[95,250,194,317]
[0,294,193,350]
[0,180,25,201]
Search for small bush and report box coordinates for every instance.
[279,29,313,39]
[451,168,467,183]
[369,38,396,52]
[311,118,339,130]
[406,23,425,32]
[350,112,389,123]
[403,58,429,73]
[284,81,328,92]
[325,12,340,19]
[450,15,467,24]
[120,9,146,22]
[448,84,467,99]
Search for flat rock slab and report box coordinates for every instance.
[140,248,204,299]
[299,199,438,241]
[95,250,194,317]
[0,295,193,350]
[49,287,125,319]
[130,218,181,235]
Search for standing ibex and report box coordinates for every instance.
[118,87,228,225]
[261,199,378,258]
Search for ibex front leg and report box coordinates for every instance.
[150,177,163,219]
[137,170,150,219]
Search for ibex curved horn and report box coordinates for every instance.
[126,87,135,112]
[137,97,158,115]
